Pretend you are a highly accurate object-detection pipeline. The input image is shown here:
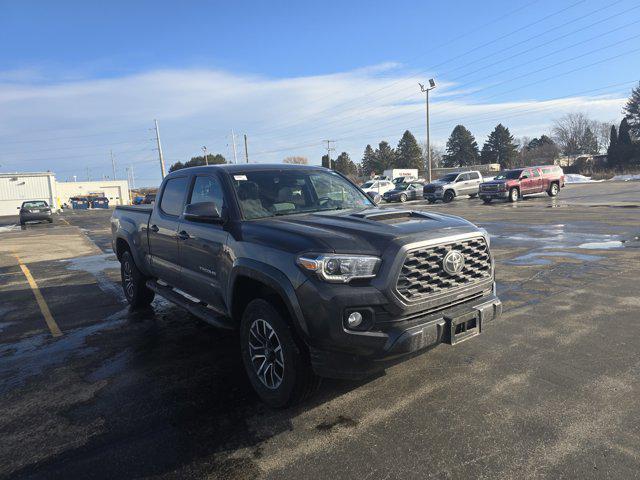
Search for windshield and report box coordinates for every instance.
[232,169,374,219]
[494,170,522,180]
[437,173,458,182]
[23,201,47,208]
[395,183,410,190]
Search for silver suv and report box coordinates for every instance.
[423,171,483,203]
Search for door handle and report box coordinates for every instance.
[177,230,190,241]
[150,224,159,233]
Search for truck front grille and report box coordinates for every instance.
[396,237,492,302]
[480,184,498,192]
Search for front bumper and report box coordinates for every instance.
[424,190,444,199]
[302,285,501,379]
[479,191,509,199]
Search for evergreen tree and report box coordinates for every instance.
[607,125,618,168]
[333,152,357,176]
[361,144,377,176]
[581,126,599,154]
[321,154,335,169]
[623,81,640,138]
[442,125,479,167]
[375,141,396,172]
[618,117,632,145]
[396,130,423,170]
[169,154,226,172]
[479,124,517,169]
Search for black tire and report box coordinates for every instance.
[399,193,407,203]
[19,220,25,226]
[427,198,436,204]
[120,250,155,308]
[240,299,319,408]
[547,182,559,197]
[442,190,455,203]
[508,188,519,203]
[469,193,478,198]
[47,218,53,223]
[482,198,492,204]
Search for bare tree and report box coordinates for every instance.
[552,113,612,157]
[283,156,309,165]
[421,143,444,169]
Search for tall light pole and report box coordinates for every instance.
[419,79,436,183]
[153,119,167,179]
[202,146,208,165]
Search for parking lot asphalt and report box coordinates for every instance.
[1,181,639,480]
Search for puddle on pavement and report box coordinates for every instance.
[0,308,130,395]
[484,222,635,266]
[506,251,604,266]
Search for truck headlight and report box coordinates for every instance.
[435,187,443,192]
[297,254,381,283]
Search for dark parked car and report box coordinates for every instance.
[111,164,501,407]
[142,193,156,204]
[18,200,53,225]
[382,182,424,203]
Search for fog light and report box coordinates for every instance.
[347,311,363,328]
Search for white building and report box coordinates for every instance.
[56,180,130,206]
[0,173,131,216]
[0,172,58,216]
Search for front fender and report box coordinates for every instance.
[228,258,309,338]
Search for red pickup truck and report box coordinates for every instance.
[479,165,565,203]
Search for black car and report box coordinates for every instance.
[18,200,53,225]
[382,182,424,203]
[111,164,500,406]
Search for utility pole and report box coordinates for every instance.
[244,134,249,163]
[86,166,91,181]
[419,79,436,183]
[110,150,116,180]
[154,119,167,178]
[127,166,136,189]
[231,130,238,164]
[202,146,208,165]
[324,140,336,169]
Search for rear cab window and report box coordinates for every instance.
[160,176,190,216]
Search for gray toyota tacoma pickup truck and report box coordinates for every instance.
[111,164,501,407]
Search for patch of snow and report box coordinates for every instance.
[610,174,640,182]
[0,224,20,233]
[564,174,603,184]
[578,241,624,250]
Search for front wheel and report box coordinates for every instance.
[482,198,492,204]
[547,183,559,197]
[509,188,519,203]
[240,299,319,408]
[469,193,478,198]
[427,198,436,204]
[399,193,407,203]
[442,190,455,203]
[120,251,155,308]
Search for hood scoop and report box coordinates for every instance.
[350,210,436,224]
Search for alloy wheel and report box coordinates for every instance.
[123,260,134,299]
[249,318,285,390]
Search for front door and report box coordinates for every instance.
[149,175,190,285]
[178,174,229,311]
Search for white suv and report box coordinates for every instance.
[360,179,395,202]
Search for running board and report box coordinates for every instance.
[146,280,235,330]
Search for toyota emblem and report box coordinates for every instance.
[442,250,465,275]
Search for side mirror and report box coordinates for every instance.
[183,202,222,223]
[17,206,21,210]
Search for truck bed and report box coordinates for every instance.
[115,205,153,213]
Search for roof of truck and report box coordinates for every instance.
[171,163,327,175]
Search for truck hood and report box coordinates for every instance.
[241,207,481,255]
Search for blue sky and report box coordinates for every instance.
[1,0,639,185]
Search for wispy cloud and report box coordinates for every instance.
[0,65,628,184]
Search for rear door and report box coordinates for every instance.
[531,168,544,192]
[148,175,190,285]
[468,171,482,194]
[178,173,230,310]
[519,169,534,194]
[457,173,473,195]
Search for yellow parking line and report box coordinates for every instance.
[14,254,63,337]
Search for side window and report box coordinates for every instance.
[458,174,469,182]
[160,177,189,216]
[521,170,530,179]
[532,169,541,177]
[470,172,480,180]
[189,175,225,211]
